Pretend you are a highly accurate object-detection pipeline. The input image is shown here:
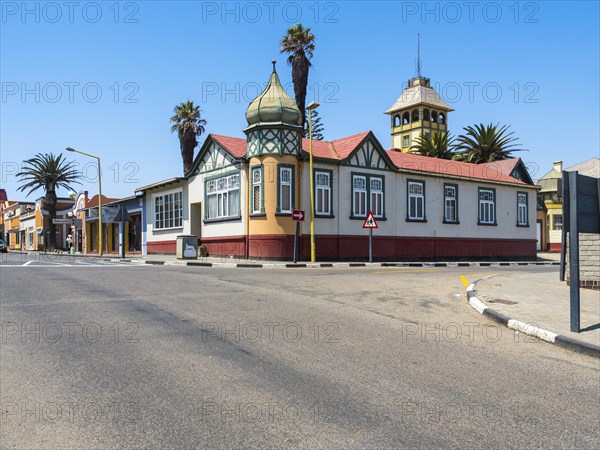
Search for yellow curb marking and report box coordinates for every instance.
[460,273,495,286]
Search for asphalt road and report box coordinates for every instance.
[1,254,598,449]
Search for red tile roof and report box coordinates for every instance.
[301,131,371,160]
[386,150,527,185]
[211,134,247,158]
[481,158,520,177]
[204,132,527,185]
[211,131,372,161]
[87,194,119,208]
[300,138,336,159]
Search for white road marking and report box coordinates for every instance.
[0,262,141,268]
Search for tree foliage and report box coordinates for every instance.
[16,153,81,249]
[170,101,207,174]
[409,132,456,159]
[305,108,325,140]
[280,24,315,130]
[454,123,525,163]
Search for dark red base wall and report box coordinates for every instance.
[196,234,537,261]
[548,243,561,252]
[201,235,246,258]
[146,235,536,260]
[147,240,176,254]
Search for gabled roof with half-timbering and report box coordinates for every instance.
[481,158,534,185]
[187,134,246,178]
[299,131,396,171]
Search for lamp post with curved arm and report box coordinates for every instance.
[307,101,320,263]
[65,147,103,256]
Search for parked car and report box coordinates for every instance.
[0,239,7,253]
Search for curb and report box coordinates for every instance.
[466,279,599,358]
[130,260,561,269]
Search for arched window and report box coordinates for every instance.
[431,111,438,123]
[422,109,430,121]
[411,109,419,122]
[402,112,410,125]
[439,113,446,124]
[394,115,401,127]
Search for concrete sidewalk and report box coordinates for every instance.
[471,271,600,355]
[127,254,560,269]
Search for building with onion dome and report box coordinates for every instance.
[135,61,538,260]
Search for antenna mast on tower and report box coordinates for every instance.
[416,33,422,77]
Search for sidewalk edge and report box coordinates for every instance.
[466,279,599,358]
[123,258,560,269]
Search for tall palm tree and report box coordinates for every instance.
[16,153,81,250]
[280,24,315,130]
[170,101,207,174]
[410,132,456,159]
[455,123,525,163]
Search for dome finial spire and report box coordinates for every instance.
[245,60,302,128]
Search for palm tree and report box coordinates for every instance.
[455,123,525,163]
[16,153,81,250]
[170,101,207,174]
[305,107,325,140]
[280,24,316,130]
[410,132,456,159]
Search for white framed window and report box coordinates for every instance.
[478,189,496,224]
[408,181,425,220]
[315,171,331,216]
[251,167,262,214]
[370,177,383,218]
[279,166,293,213]
[353,175,367,217]
[517,192,528,226]
[444,184,458,223]
[206,174,240,220]
[403,135,410,147]
[553,215,562,230]
[154,191,183,229]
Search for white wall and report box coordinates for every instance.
[187,165,246,239]
[145,183,190,243]
[299,165,537,241]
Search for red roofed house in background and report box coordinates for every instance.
[135,63,538,260]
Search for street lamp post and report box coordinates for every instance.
[307,101,320,263]
[66,147,103,256]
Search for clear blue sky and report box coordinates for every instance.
[1,1,599,200]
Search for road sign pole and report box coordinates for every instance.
[568,171,580,333]
[293,221,299,263]
[121,206,126,259]
[362,211,378,262]
[369,228,373,263]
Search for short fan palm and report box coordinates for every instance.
[410,132,456,160]
[16,153,81,250]
[455,123,525,163]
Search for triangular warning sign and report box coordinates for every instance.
[362,211,379,229]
